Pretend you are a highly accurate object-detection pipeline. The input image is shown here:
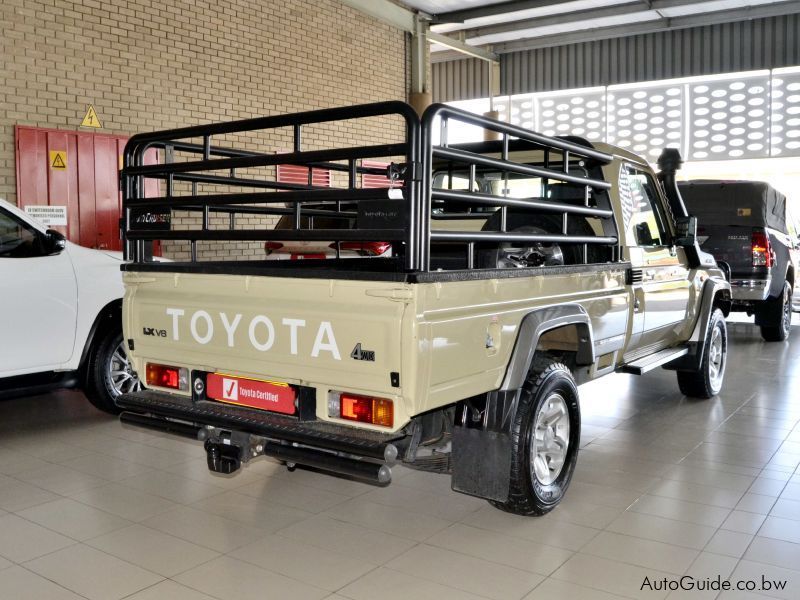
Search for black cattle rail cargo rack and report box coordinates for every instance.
[121,101,619,272]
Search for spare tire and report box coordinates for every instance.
[478,211,601,268]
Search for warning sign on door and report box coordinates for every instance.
[81,105,102,128]
[24,205,68,227]
[49,150,67,170]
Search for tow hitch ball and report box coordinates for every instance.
[204,439,241,475]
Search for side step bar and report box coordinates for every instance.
[618,346,689,375]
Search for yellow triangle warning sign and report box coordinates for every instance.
[49,150,67,170]
[81,105,102,128]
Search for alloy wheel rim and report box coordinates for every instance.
[708,325,725,389]
[108,341,142,397]
[783,286,792,336]
[530,392,570,486]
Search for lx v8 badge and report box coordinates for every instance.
[143,327,167,337]
[350,343,375,362]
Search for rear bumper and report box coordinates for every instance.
[730,278,771,301]
[116,389,407,466]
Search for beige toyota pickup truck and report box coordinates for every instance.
[116,102,731,516]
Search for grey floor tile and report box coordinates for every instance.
[17,497,132,541]
[68,482,178,522]
[0,513,75,562]
[583,531,698,574]
[174,555,327,600]
[0,565,84,600]
[744,535,800,572]
[230,534,376,591]
[465,504,600,551]
[25,544,163,600]
[189,489,312,531]
[123,580,219,600]
[607,511,717,549]
[551,553,672,599]
[387,543,543,600]
[338,566,488,600]
[142,505,269,553]
[426,522,573,575]
[0,475,60,512]
[86,524,220,577]
[275,513,416,565]
[324,497,452,541]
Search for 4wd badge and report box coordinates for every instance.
[350,343,375,362]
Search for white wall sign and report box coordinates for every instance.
[24,205,68,227]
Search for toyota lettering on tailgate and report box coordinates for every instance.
[163,308,341,359]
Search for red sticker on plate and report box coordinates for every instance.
[206,373,296,415]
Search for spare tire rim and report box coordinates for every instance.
[109,340,142,397]
[531,392,570,486]
[708,325,725,389]
[498,226,564,268]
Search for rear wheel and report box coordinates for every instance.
[490,361,581,516]
[677,308,727,398]
[760,282,792,342]
[85,329,141,414]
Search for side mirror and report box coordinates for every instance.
[674,215,697,246]
[44,229,67,254]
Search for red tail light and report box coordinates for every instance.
[752,231,773,267]
[146,363,188,391]
[331,242,391,256]
[264,242,284,254]
[339,393,393,427]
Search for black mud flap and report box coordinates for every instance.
[451,426,512,502]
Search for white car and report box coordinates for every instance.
[0,198,141,413]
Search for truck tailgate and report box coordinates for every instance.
[122,271,408,398]
[697,224,761,276]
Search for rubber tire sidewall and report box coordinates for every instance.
[760,282,792,342]
[677,308,727,399]
[85,328,125,415]
[493,362,581,516]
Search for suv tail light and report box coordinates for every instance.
[752,231,773,267]
[328,392,393,427]
[146,363,189,391]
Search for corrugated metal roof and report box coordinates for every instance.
[432,14,800,101]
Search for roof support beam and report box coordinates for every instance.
[339,0,416,32]
[456,0,693,40]
[493,1,800,52]
[432,0,584,24]
[428,32,499,62]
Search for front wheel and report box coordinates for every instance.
[490,361,581,516]
[677,308,727,399]
[760,282,792,342]
[85,329,142,414]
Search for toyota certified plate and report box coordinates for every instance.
[206,373,296,415]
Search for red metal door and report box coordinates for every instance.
[15,126,154,251]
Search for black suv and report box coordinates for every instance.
[679,180,799,341]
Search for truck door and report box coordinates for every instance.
[621,165,691,351]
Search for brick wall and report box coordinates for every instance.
[0,0,409,211]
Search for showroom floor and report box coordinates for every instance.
[0,319,798,600]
